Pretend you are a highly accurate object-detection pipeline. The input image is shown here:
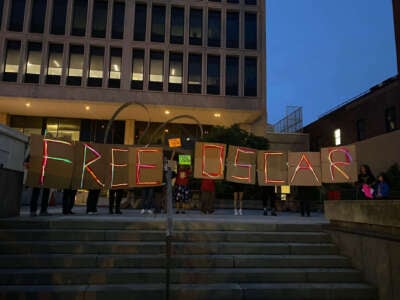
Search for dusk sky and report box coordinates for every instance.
[266,0,398,127]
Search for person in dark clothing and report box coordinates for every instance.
[141,187,155,214]
[86,189,100,214]
[356,164,376,200]
[109,189,123,214]
[62,189,77,215]
[298,187,311,217]
[30,187,50,216]
[375,173,390,200]
[200,179,216,214]
[262,186,277,216]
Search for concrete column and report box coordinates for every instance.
[124,120,135,145]
[0,113,9,125]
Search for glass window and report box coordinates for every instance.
[132,49,144,90]
[168,53,183,92]
[46,118,81,141]
[24,42,42,83]
[151,5,165,42]
[244,57,257,96]
[71,0,87,36]
[227,0,239,3]
[134,3,147,41]
[51,0,67,35]
[356,119,366,141]
[46,44,63,84]
[8,0,26,32]
[208,10,221,47]
[30,0,47,33]
[92,0,108,38]
[245,0,257,4]
[149,51,164,91]
[67,45,84,86]
[334,129,341,146]
[109,48,122,88]
[207,55,220,95]
[225,56,238,96]
[385,107,397,132]
[188,54,202,93]
[189,9,203,45]
[245,12,257,49]
[170,6,184,44]
[88,46,104,87]
[10,116,44,136]
[112,2,125,39]
[3,41,21,82]
[226,12,239,48]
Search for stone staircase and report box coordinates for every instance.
[0,218,376,299]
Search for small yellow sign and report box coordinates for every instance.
[168,138,182,148]
[281,185,291,194]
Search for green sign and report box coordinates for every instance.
[179,154,191,165]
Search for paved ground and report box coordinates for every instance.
[16,205,328,224]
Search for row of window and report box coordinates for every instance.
[0,0,258,50]
[2,40,258,97]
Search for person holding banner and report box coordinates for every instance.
[262,186,277,216]
[86,189,100,215]
[109,189,123,214]
[356,164,376,200]
[200,179,215,214]
[174,165,192,214]
[232,183,244,215]
[62,189,77,215]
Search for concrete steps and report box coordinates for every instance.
[0,218,377,299]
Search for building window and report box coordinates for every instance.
[170,6,184,44]
[208,10,221,47]
[385,107,397,132]
[189,9,203,45]
[132,49,144,90]
[24,42,42,83]
[112,2,125,39]
[151,5,166,42]
[30,0,47,33]
[225,56,238,96]
[67,45,84,86]
[51,0,67,35]
[3,41,21,82]
[168,53,183,93]
[245,0,257,4]
[334,129,341,146]
[46,44,63,84]
[149,51,164,91]
[46,118,81,141]
[356,119,366,141]
[227,0,239,3]
[207,55,220,95]
[88,46,104,87]
[226,12,239,48]
[8,0,26,32]
[92,0,108,38]
[188,54,202,94]
[244,57,257,96]
[109,48,122,88]
[0,0,4,29]
[71,0,87,36]
[134,3,147,41]
[245,12,257,49]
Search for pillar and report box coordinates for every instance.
[124,119,135,145]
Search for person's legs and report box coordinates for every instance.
[30,187,40,216]
[208,191,215,213]
[62,189,69,214]
[40,188,50,214]
[238,191,244,215]
[233,192,238,215]
[200,191,207,213]
[109,190,116,214]
[69,190,77,213]
[305,198,311,217]
[115,190,123,214]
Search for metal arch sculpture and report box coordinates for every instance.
[103,101,151,145]
[146,114,204,147]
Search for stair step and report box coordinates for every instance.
[0,283,377,300]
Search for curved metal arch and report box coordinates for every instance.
[146,114,204,147]
[103,101,151,145]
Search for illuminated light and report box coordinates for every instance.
[27,62,32,66]
[40,139,73,185]
[202,144,225,178]
[81,144,105,188]
[136,148,162,185]
[25,102,31,108]
[171,68,176,76]
[231,147,256,183]
[263,152,286,184]
[53,60,60,67]
[85,105,90,111]
[164,129,169,133]
[186,137,191,142]
[328,148,352,181]
[165,110,170,115]
[110,148,129,188]
[214,113,221,118]
[113,64,120,72]
[290,153,320,184]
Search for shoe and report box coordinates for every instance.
[140,209,145,214]
[271,211,277,216]
[234,209,238,216]
[181,210,185,214]
[68,211,75,215]
[109,210,114,214]
[239,209,243,216]
[115,209,122,214]
[147,209,153,215]
[87,211,98,215]
[176,210,180,214]
[30,212,37,217]
[263,210,268,216]
[39,211,50,216]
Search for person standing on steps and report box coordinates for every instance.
[174,165,192,214]
[200,178,215,214]
[232,182,245,215]
[109,189,123,214]
[356,164,376,200]
[141,187,154,215]
[262,186,277,216]
[86,189,100,214]
[62,188,77,215]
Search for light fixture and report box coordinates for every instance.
[113,64,120,72]
[164,129,169,133]
[85,105,90,111]
[25,102,31,108]
[165,110,170,115]
[214,113,221,118]
[53,60,60,67]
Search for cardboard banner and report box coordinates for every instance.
[194,142,226,180]
[257,151,288,186]
[104,145,130,189]
[26,134,75,189]
[321,145,357,183]
[72,142,108,190]
[129,147,163,187]
[226,146,257,184]
[288,152,322,186]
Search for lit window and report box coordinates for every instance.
[25,42,42,83]
[46,44,63,84]
[334,129,341,146]
[109,48,122,88]
[131,49,144,90]
[3,40,21,82]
